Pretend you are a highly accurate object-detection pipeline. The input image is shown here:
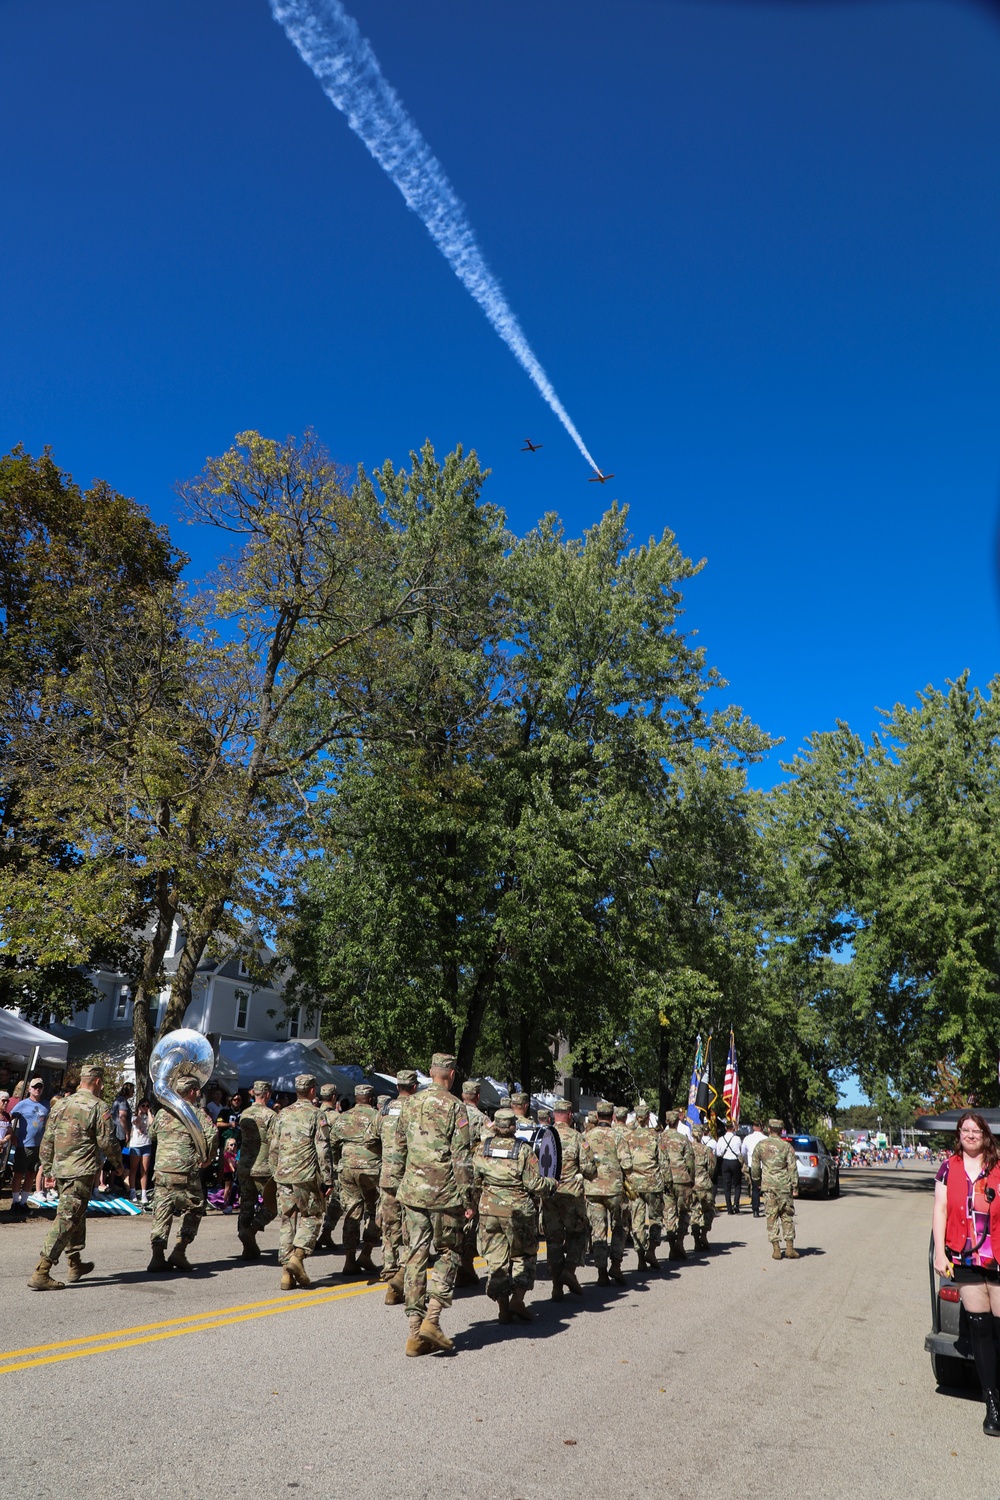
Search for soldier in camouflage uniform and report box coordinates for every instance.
[584,1112,598,1132]
[237,1079,278,1259]
[751,1118,799,1260]
[689,1123,717,1251]
[474,1108,555,1323]
[316,1083,342,1251]
[612,1104,629,1143]
[660,1109,696,1260]
[537,1107,553,1126]
[268,1073,334,1289]
[624,1100,666,1270]
[584,1099,632,1285]
[29,1065,123,1290]
[510,1090,533,1129]
[378,1069,418,1303]
[459,1078,493,1288]
[543,1096,597,1299]
[330,1082,381,1275]
[146,1077,216,1274]
[385,1052,473,1357]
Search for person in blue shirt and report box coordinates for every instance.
[10,1079,50,1211]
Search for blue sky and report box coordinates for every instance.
[3,0,1000,794]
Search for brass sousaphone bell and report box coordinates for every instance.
[149,1027,216,1161]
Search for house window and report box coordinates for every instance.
[235,991,249,1031]
[288,1007,302,1039]
[114,985,130,1020]
[238,957,249,978]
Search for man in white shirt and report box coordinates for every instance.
[741,1122,768,1216]
[715,1123,745,1214]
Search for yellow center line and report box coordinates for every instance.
[0,1278,379,1362]
[0,1281,382,1376]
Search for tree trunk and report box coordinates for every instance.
[518,1011,531,1098]
[159,901,223,1037]
[455,947,501,1080]
[131,912,175,1098]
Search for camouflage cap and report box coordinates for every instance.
[319,1083,338,1101]
[493,1108,517,1132]
[510,1091,529,1107]
[552,1097,572,1111]
[498,1094,511,1108]
[692,1124,705,1140]
[252,1079,271,1094]
[79,1065,105,1083]
[355,1084,375,1101]
[596,1099,614,1118]
[430,1052,457,1070]
[613,1106,628,1120]
[396,1069,418,1088]
[768,1118,784,1132]
[537,1108,553,1124]
[175,1074,201,1094]
[461,1078,482,1096]
[664,1109,680,1126]
[294,1073,316,1091]
[377,1094,390,1108]
[634,1099,651,1118]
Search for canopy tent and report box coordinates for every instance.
[219,1038,371,1101]
[0,1010,69,1070]
[55,1025,238,1091]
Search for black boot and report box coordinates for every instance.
[985,1391,1000,1437]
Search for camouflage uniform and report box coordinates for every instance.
[751,1119,799,1258]
[384,1056,473,1329]
[237,1083,278,1252]
[32,1077,123,1286]
[584,1103,632,1283]
[330,1084,381,1270]
[378,1078,416,1290]
[148,1095,216,1264]
[460,1080,493,1283]
[612,1105,629,1145]
[474,1109,555,1319]
[268,1075,334,1281]
[689,1124,717,1249]
[542,1098,597,1295]
[659,1110,695,1257]
[509,1091,533,1130]
[317,1085,342,1247]
[624,1102,665,1268]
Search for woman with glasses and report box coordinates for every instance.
[933,1110,1000,1435]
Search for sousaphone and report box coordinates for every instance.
[149,1027,215,1161]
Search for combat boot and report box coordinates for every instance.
[667,1236,684,1262]
[646,1244,659,1269]
[384,1275,405,1306]
[635,1248,648,1270]
[419,1296,454,1351]
[146,1241,168,1273]
[551,1275,565,1302]
[784,1244,800,1260]
[596,1265,612,1286]
[342,1250,358,1276]
[984,1390,1000,1436]
[287,1247,312,1287]
[497,1293,513,1325]
[66,1254,94,1283]
[239,1231,260,1260]
[167,1240,193,1272]
[510,1288,534,1322]
[771,1243,783,1261]
[27,1256,64,1291]
[280,1265,295,1291]
[316,1228,334,1253]
[609,1260,627,1286]
[456,1262,481,1288]
[562,1268,584,1296]
[356,1245,377,1275]
[405,1312,432,1356]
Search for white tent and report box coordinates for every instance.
[0,1011,69,1070]
[219,1038,371,1100]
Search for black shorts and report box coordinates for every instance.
[952,1261,1000,1285]
[13,1145,39,1175]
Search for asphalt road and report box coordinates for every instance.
[0,1165,991,1500]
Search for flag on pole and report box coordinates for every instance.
[723,1029,741,1127]
[695,1035,720,1123]
[686,1035,703,1129]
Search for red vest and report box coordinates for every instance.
[945,1155,1000,1258]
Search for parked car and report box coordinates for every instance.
[924,1237,977,1387]
[786,1134,840,1198]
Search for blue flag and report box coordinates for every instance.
[686,1035,703,1128]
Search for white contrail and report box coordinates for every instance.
[269,0,601,474]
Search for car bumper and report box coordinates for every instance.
[925,1331,971,1362]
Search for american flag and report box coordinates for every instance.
[723,1030,740,1127]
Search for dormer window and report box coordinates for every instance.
[235,991,249,1031]
[238,957,249,979]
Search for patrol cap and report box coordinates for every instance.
[397,1069,418,1088]
[252,1079,272,1094]
[537,1108,553,1124]
[634,1100,651,1118]
[175,1074,201,1094]
[768,1118,784,1132]
[355,1084,375,1101]
[377,1094,390,1108]
[613,1106,628,1121]
[510,1091,529,1107]
[498,1094,511,1108]
[79,1065,105,1083]
[596,1099,614,1118]
[319,1083,338,1100]
[691,1124,705,1139]
[493,1108,517,1130]
[552,1097,572,1111]
[294,1073,317,1091]
[461,1078,482,1096]
[664,1109,680,1127]
[430,1052,457,1070]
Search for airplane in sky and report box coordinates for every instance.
[521,439,543,452]
[588,469,615,484]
